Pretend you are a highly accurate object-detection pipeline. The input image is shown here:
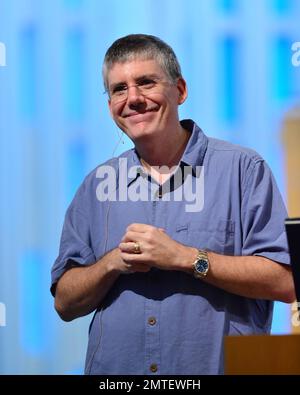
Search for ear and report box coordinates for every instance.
[176,77,188,105]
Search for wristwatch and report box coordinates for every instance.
[193,249,210,279]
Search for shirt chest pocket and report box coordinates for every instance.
[175,219,235,255]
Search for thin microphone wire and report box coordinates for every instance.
[111,128,125,157]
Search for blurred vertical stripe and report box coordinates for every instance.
[66,137,87,203]
[64,0,83,8]
[271,0,294,14]
[272,36,294,102]
[218,36,240,124]
[64,29,85,121]
[19,250,45,355]
[19,25,37,120]
[217,0,237,13]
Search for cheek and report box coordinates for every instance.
[110,108,124,125]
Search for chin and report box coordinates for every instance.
[124,122,160,141]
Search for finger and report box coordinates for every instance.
[120,251,145,263]
[121,255,150,272]
[121,230,144,243]
[119,242,141,253]
[126,223,154,233]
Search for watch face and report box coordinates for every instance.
[195,259,208,273]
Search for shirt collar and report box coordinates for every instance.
[125,119,208,185]
[125,150,144,187]
[180,119,208,172]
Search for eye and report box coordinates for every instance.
[112,84,127,96]
[138,78,156,89]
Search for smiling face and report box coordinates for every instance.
[107,59,187,143]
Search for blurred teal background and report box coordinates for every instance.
[0,0,300,374]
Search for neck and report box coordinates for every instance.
[136,123,190,168]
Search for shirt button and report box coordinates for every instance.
[150,363,158,373]
[155,190,162,199]
[148,317,156,326]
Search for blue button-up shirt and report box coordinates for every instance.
[51,119,290,375]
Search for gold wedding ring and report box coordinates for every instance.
[133,242,141,254]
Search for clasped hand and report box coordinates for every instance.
[118,223,194,274]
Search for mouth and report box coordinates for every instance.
[123,107,158,118]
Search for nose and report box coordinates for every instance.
[127,85,146,109]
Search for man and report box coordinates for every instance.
[51,34,295,375]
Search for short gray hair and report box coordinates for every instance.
[102,34,182,92]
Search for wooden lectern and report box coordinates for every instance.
[225,334,300,374]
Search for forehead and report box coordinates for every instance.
[106,59,167,86]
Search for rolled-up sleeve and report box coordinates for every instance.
[241,158,290,265]
[51,199,96,297]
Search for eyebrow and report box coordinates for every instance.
[109,73,161,91]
